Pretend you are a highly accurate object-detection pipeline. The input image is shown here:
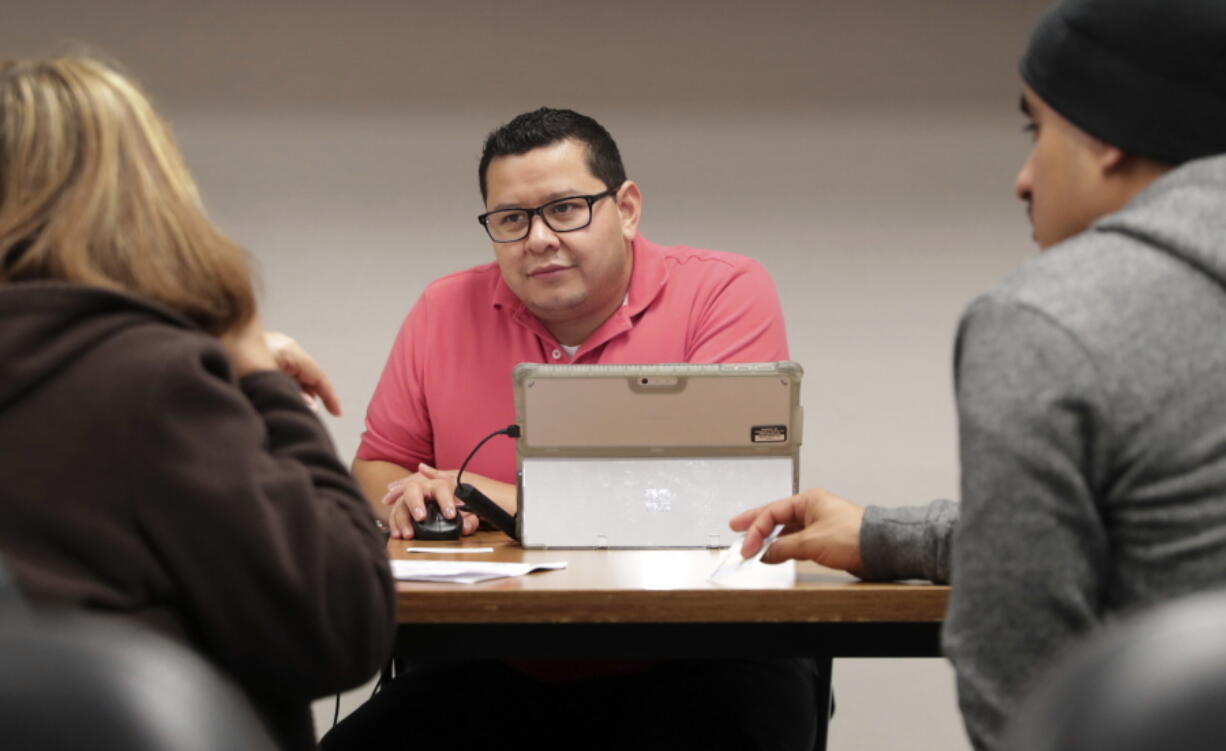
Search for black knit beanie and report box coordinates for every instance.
[1020,0,1226,165]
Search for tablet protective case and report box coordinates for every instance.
[513,361,803,548]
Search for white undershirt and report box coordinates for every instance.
[557,294,628,361]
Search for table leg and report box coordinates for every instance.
[814,655,833,751]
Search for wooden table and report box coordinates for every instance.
[392,532,947,660]
[390,533,948,751]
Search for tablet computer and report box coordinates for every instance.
[512,361,803,548]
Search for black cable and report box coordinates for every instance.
[372,660,394,698]
[455,424,520,487]
[454,424,521,540]
[333,658,394,729]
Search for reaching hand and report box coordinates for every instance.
[729,488,868,577]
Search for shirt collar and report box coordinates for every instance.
[623,234,669,317]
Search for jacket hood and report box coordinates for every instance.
[1093,153,1226,288]
[0,282,198,410]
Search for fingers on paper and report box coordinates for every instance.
[739,496,805,557]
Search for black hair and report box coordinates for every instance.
[478,107,626,201]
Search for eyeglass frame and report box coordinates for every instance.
[476,188,618,243]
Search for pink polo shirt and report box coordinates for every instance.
[356,235,788,480]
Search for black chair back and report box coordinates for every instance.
[0,614,278,751]
[0,554,27,621]
[1005,588,1226,751]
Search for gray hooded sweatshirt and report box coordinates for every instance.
[860,154,1226,749]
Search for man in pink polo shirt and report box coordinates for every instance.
[325,109,818,751]
[352,108,788,542]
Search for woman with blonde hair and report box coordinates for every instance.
[0,57,395,750]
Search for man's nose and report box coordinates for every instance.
[523,212,559,254]
[1014,160,1034,203]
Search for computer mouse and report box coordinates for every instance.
[411,501,463,541]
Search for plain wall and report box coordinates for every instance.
[2,1,1052,747]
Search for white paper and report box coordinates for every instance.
[391,559,567,584]
[404,546,496,554]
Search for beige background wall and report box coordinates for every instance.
[3,1,1052,747]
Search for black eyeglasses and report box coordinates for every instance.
[477,189,616,243]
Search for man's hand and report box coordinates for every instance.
[729,488,868,577]
[264,331,342,416]
[382,464,480,540]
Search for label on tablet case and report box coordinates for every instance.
[751,425,788,443]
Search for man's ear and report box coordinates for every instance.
[1094,140,1173,213]
[616,180,642,242]
[1098,140,1174,187]
[1095,140,1128,175]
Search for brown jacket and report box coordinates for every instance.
[0,281,396,750]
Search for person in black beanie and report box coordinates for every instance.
[732,0,1226,748]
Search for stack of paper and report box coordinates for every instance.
[391,559,566,584]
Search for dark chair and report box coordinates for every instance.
[0,608,278,751]
[0,554,26,621]
[1004,588,1226,751]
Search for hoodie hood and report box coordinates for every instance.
[1093,154,1226,289]
[0,282,199,410]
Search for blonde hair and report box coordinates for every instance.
[0,57,255,334]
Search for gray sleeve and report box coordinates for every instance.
[860,500,958,583]
[943,296,1110,751]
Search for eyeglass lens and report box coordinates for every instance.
[485,196,593,242]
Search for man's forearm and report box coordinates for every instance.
[860,499,958,583]
[455,470,518,515]
[352,458,518,521]
[351,458,412,522]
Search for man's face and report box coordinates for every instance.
[483,139,639,343]
[1015,85,1113,249]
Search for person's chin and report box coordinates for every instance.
[527,291,587,316]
